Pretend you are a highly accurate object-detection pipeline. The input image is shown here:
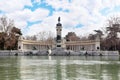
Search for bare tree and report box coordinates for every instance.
[0,16,14,34]
[25,31,55,43]
[105,16,120,50]
[25,35,37,40]
[37,31,47,41]
[37,31,54,41]
[46,31,54,43]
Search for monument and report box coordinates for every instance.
[56,17,63,48]
[18,17,115,56]
[51,17,68,55]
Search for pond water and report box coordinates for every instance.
[0,56,120,80]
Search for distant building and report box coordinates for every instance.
[18,17,100,51]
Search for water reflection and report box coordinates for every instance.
[0,56,20,80]
[0,56,120,80]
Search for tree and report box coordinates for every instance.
[25,31,54,43]
[25,35,37,40]
[11,27,22,35]
[94,30,103,38]
[6,27,22,50]
[87,30,103,40]
[65,32,80,41]
[88,34,96,40]
[103,16,120,50]
[0,16,22,50]
[0,16,13,33]
[0,32,6,50]
[36,31,54,41]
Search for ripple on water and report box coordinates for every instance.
[60,60,113,65]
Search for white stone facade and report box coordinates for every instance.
[18,38,100,51]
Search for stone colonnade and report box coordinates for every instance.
[66,45,95,51]
[65,40,100,51]
[18,40,100,51]
[18,40,53,51]
[23,44,52,51]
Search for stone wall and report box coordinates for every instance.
[0,50,119,56]
[0,50,24,56]
[77,51,119,56]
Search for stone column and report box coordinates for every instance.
[95,35,100,51]
[18,39,23,51]
[70,46,71,50]
[72,45,74,51]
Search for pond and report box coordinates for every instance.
[0,56,120,80]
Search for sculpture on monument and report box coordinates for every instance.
[58,17,60,22]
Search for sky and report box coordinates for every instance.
[0,0,120,37]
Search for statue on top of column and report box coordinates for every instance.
[56,17,62,26]
[58,17,60,22]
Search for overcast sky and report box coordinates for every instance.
[0,0,120,37]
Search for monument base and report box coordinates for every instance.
[51,47,68,56]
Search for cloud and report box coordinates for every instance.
[45,0,70,11]
[6,8,49,31]
[26,15,57,36]
[1,0,120,37]
[29,8,49,22]
[0,0,32,13]
[22,0,120,36]
[33,0,41,4]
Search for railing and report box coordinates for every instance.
[65,40,98,44]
